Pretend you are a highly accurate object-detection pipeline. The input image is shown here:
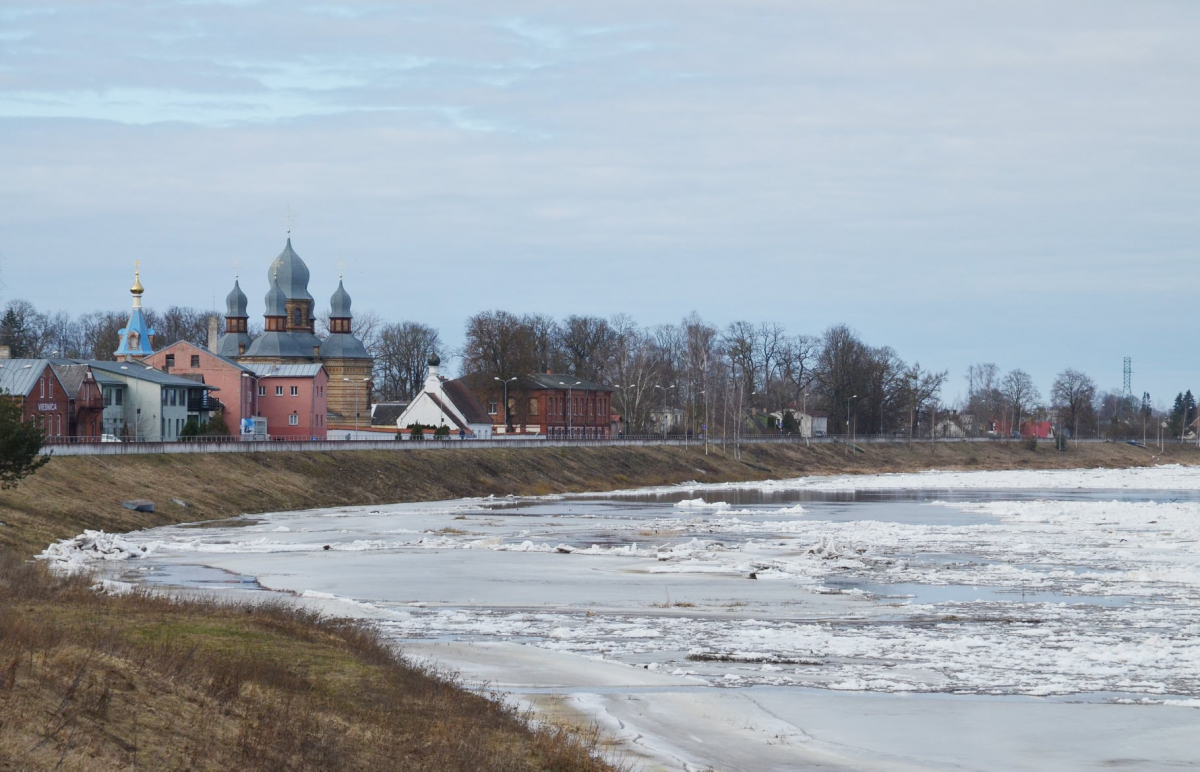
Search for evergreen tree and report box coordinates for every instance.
[0,308,28,358]
[1141,392,1152,419]
[0,395,50,488]
[205,413,231,436]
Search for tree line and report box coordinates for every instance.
[2,296,1190,441]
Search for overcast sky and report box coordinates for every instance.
[1,1,1197,404]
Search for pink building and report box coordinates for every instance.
[145,341,258,431]
[255,364,328,440]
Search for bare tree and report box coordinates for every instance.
[374,321,442,401]
[1000,369,1041,434]
[560,315,615,382]
[1051,368,1096,439]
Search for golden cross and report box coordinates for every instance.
[233,258,242,279]
[285,204,295,235]
[134,259,140,276]
[338,258,345,279]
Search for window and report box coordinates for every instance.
[293,309,302,325]
[49,379,54,398]
[528,398,539,416]
[290,386,299,396]
[190,355,200,367]
[165,354,175,369]
[288,414,299,426]
[487,401,497,415]
[103,388,112,407]
[170,390,178,407]
[115,390,123,406]
[276,386,284,396]
[39,378,44,398]
[258,386,266,397]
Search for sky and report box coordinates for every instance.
[1,1,1197,406]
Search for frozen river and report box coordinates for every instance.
[43,465,1200,770]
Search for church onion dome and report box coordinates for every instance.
[131,267,144,296]
[269,238,314,302]
[330,279,352,318]
[264,272,287,316]
[226,279,249,318]
[428,352,441,367]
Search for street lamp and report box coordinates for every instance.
[697,388,708,455]
[846,394,858,450]
[654,383,674,440]
[559,381,581,439]
[494,376,518,435]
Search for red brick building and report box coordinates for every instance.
[493,374,614,439]
[0,359,72,439]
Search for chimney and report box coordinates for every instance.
[207,315,220,351]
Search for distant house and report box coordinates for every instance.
[1021,420,1055,440]
[490,373,614,439]
[770,410,827,437]
[395,355,493,438]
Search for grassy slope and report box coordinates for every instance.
[3,440,1197,558]
[0,553,612,771]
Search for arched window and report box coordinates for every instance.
[127,331,139,349]
[293,309,302,326]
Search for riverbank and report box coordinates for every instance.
[4,440,1196,558]
[0,551,614,771]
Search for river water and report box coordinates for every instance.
[45,465,1200,770]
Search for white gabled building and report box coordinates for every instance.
[394,354,493,438]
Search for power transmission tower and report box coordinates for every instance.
[1122,358,1133,401]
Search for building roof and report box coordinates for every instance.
[519,373,613,392]
[243,330,321,359]
[86,360,215,389]
[226,279,249,318]
[269,238,314,303]
[253,363,325,378]
[50,363,90,397]
[216,332,254,359]
[371,402,409,427]
[443,379,492,424]
[0,359,51,397]
[318,333,370,360]
[330,279,352,318]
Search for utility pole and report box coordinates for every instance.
[494,376,517,435]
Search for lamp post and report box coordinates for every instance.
[559,381,581,439]
[494,376,517,435]
[654,383,674,440]
[846,394,858,453]
[697,388,708,455]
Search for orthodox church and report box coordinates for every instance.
[217,238,373,422]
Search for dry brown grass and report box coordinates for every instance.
[0,551,618,771]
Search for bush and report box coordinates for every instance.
[434,425,451,440]
[1024,435,1038,451]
